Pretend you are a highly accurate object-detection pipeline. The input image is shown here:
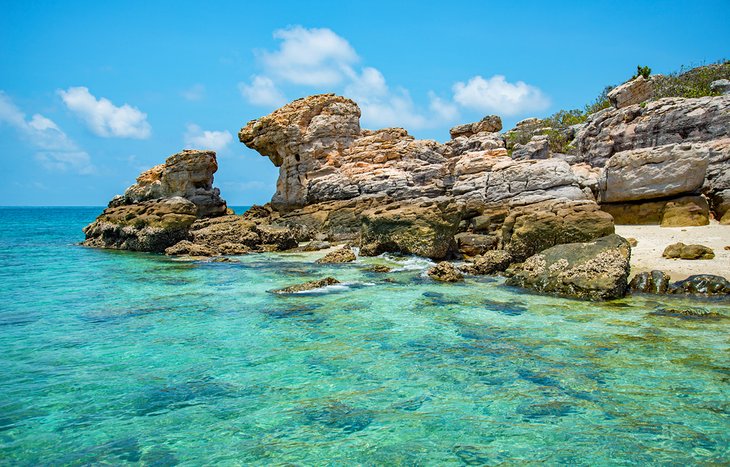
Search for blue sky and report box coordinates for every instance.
[1,0,728,206]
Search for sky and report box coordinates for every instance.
[1,1,728,206]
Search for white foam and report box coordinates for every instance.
[378,253,436,272]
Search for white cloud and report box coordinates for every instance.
[239,76,287,108]
[184,124,233,152]
[0,91,95,174]
[344,68,457,130]
[182,84,206,101]
[452,75,550,116]
[58,86,151,139]
[261,26,358,86]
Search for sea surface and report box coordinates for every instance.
[1,206,729,465]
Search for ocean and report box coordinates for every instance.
[0,207,728,464]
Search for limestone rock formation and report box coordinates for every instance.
[164,240,217,257]
[83,150,227,252]
[449,115,502,139]
[500,199,615,262]
[599,143,710,203]
[511,135,549,160]
[607,75,654,109]
[427,262,464,282]
[575,95,730,167]
[600,195,709,226]
[359,200,460,259]
[506,234,631,300]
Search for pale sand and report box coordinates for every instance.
[615,222,730,281]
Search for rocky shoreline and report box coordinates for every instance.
[83,73,730,301]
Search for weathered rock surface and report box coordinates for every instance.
[360,200,461,259]
[315,247,356,264]
[83,150,227,252]
[511,135,549,161]
[164,240,217,257]
[461,250,512,275]
[188,215,297,253]
[607,75,654,109]
[428,261,464,282]
[454,232,497,257]
[449,115,502,139]
[662,242,715,260]
[668,274,730,296]
[575,95,730,167]
[506,234,631,300]
[600,195,709,226]
[599,143,710,203]
[650,307,726,320]
[501,199,615,262]
[270,277,341,294]
[629,270,671,294]
[710,79,730,95]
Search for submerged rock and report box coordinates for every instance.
[428,262,464,282]
[270,277,341,294]
[650,307,726,320]
[315,247,356,264]
[506,234,631,300]
[662,243,715,260]
[364,264,392,273]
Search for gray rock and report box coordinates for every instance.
[506,234,632,300]
[449,116,502,139]
[512,135,550,160]
[607,75,653,109]
[599,142,710,202]
[710,79,730,95]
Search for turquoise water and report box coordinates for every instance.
[1,207,729,465]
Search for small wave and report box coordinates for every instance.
[287,281,375,295]
[378,253,435,272]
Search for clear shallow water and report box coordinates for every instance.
[0,207,729,465]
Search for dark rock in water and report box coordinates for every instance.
[315,247,356,264]
[390,394,431,412]
[452,445,493,466]
[669,274,730,296]
[517,401,578,420]
[303,402,373,433]
[420,291,460,307]
[364,264,392,273]
[484,298,527,316]
[506,234,631,300]
[270,277,340,294]
[136,377,232,416]
[650,307,726,320]
[427,261,464,282]
[629,270,671,294]
[164,240,217,257]
[208,257,240,263]
[662,242,715,260]
[265,303,323,319]
[462,250,512,275]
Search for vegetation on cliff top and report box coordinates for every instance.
[506,60,729,156]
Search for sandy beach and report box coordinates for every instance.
[616,222,730,281]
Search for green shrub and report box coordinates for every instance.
[635,65,652,79]
[652,60,730,99]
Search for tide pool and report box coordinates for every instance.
[0,207,728,465]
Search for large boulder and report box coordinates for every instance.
[607,75,654,109]
[601,195,709,226]
[359,200,461,260]
[500,199,615,262]
[511,135,550,161]
[668,275,730,296]
[599,143,710,203]
[427,261,464,282]
[188,215,298,253]
[662,243,715,260]
[506,234,631,300]
[449,116,502,139]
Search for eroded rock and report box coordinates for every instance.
[316,247,356,264]
[270,277,341,294]
[662,243,715,260]
[428,262,464,282]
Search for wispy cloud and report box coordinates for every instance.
[453,75,550,116]
[0,91,95,174]
[184,124,233,152]
[58,86,151,139]
[181,84,206,101]
[239,76,287,108]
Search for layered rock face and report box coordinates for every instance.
[83,150,227,252]
[240,94,605,259]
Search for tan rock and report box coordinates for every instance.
[427,262,464,282]
[315,247,356,264]
[607,75,654,109]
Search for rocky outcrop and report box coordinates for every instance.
[607,75,654,109]
[427,262,464,282]
[662,243,715,260]
[454,233,497,257]
[575,95,730,167]
[360,200,461,259]
[83,150,227,252]
[600,195,709,226]
[187,216,297,254]
[316,247,356,264]
[599,143,710,203]
[500,199,615,262]
[449,115,502,138]
[668,275,730,296]
[506,234,631,300]
[461,250,512,275]
[511,135,549,160]
[164,240,217,257]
